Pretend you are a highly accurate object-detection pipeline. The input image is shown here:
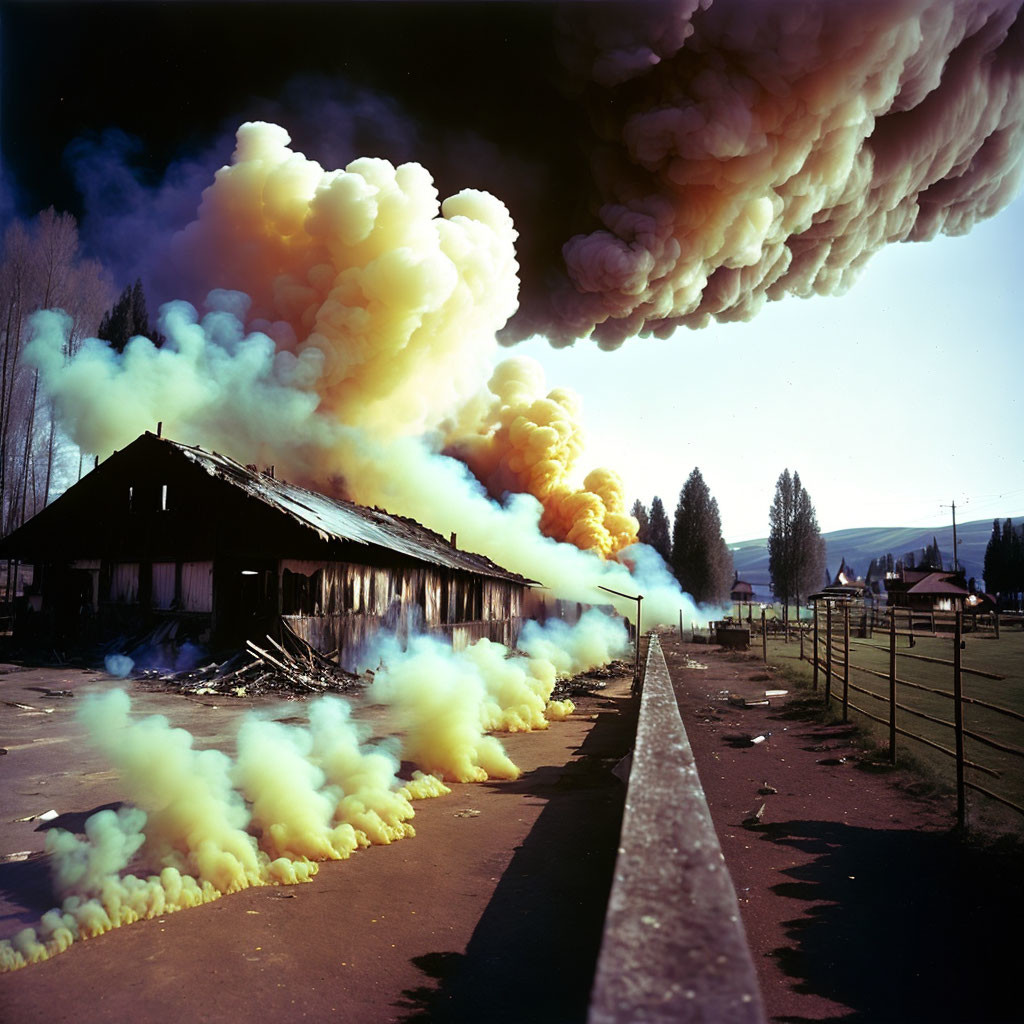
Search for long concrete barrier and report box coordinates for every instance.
[588,633,766,1024]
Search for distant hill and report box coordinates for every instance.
[729,517,1006,595]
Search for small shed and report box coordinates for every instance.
[730,575,754,604]
[0,432,537,669]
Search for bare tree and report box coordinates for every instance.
[0,208,113,533]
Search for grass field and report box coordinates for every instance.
[763,627,1024,837]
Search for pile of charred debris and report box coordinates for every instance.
[551,658,633,699]
[127,621,366,697]
[106,619,634,700]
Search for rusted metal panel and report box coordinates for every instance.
[152,562,176,610]
[182,561,213,613]
[109,562,139,604]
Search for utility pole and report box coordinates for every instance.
[941,499,960,573]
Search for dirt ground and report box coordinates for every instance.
[3,638,1022,1024]
[661,630,1023,1024]
[0,664,635,1024]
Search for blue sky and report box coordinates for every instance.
[517,193,1024,543]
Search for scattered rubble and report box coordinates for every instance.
[139,623,366,697]
[551,658,631,699]
[742,803,766,828]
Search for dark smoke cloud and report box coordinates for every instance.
[503,0,1024,348]
[65,72,564,312]
[8,1,1022,350]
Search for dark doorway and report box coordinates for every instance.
[214,558,277,646]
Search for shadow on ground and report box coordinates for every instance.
[0,801,126,934]
[759,818,1023,1024]
[394,690,637,1023]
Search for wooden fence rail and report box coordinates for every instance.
[793,600,1024,828]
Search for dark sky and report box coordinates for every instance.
[0,1,592,279]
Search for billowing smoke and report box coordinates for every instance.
[443,357,638,556]
[505,0,1024,346]
[26,122,699,623]
[0,608,627,973]
[0,687,447,972]
[366,608,629,781]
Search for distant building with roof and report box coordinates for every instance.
[730,575,755,604]
[885,567,970,613]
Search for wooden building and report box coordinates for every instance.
[884,568,969,613]
[729,575,754,604]
[0,432,536,670]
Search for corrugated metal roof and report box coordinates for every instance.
[166,436,536,586]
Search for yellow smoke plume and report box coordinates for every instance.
[445,356,639,557]
[0,689,449,973]
[27,122,697,624]
[168,121,519,438]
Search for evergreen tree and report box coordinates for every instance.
[671,467,733,605]
[984,519,1002,594]
[921,536,942,570]
[631,499,650,545]
[768,469,826,622]
[647,496,672,563]
[98,277,162,352]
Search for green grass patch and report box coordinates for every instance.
[763,630,1024,836]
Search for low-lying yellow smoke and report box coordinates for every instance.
[0,611,630,973]
[0,688,449,973]
[444,357,639,557]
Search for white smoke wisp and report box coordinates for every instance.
[0,689,450,973]
[518,607,630,680]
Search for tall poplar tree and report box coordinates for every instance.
[647,496,672,563]
[671,467,732,605]
[768,468,826,622]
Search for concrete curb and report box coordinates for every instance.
[588,633,767,1023]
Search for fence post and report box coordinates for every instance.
[842,601,850,723]
[812,598,819,691]
[800,615,805,661]
[953,610,965,828]
[679,608,683,640]
[889,608,897,765]
[825,601,833,707]
[761,607,767,664]
[994,611,1000,639]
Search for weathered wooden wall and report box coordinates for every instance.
[280,560,526,671]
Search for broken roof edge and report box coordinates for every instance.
[149,432,540,588]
